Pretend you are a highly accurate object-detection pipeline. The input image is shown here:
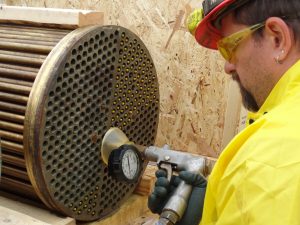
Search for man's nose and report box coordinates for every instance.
[224,61,236,75]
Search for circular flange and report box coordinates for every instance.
[24,25,159,221]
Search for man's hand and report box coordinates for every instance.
[148,169,207,225]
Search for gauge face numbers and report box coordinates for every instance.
[121,149,140,180]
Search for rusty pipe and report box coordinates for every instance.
[0,55,44,67]
[0,24,70,35]
[0,101,26,114]
[0,120,24,133]
[0,130,23,142]
[0,92,29,104]
[0,41,54,54]
[2,152,26,168]
[0,62,39,73]
[0,140,24,154]
[0,66,37,81]
[0,82,31,95]
[2,165,30,181]
[0,176,38,199]
[0,78,33,87]
[0,33,62,42]
[0,111,25,123]
[0,37,58,45]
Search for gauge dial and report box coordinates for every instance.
[121,149,140,180]
[108,144,143,183]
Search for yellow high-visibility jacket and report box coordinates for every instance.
[201,60,300,225]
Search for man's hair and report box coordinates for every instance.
[233,0,300,44]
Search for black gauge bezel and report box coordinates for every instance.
[108,144,143,183]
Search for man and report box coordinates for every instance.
[148,0,300,224]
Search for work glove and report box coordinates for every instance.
[148,169,207,225]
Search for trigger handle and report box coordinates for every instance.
[159,163,173,182]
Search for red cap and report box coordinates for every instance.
[194,0,237,49]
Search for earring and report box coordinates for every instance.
[275,55,282,64]
[274,49,285,64]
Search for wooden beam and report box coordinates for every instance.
[0,206,51,225]
[0,5,104,28]
[0,196,75,225]
[134,164,157,196]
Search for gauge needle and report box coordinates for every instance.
[127,156,131,172]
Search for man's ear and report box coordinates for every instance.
[264,17,293,61]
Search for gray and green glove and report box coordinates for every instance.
[148,169,207,225]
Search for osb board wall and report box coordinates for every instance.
[1,0,241,157]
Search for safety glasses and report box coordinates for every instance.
[217,22,265,62]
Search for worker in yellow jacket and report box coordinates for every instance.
[148,0,300,224]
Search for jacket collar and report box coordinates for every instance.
[247,59,300,125]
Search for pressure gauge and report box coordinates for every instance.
[108,144,143,183]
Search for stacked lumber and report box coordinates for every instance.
[0,5,104,28]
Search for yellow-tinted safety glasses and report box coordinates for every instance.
[217,22,265,62]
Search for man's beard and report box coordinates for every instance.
[232,73,259,112]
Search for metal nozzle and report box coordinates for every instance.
[155,218,174,225]
[155,210,179,225]
[100,127,133,165]
[100,127,147,165]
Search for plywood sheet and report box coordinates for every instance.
[1,0,243,157]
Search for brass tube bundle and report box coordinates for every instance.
[0,23,159,221]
